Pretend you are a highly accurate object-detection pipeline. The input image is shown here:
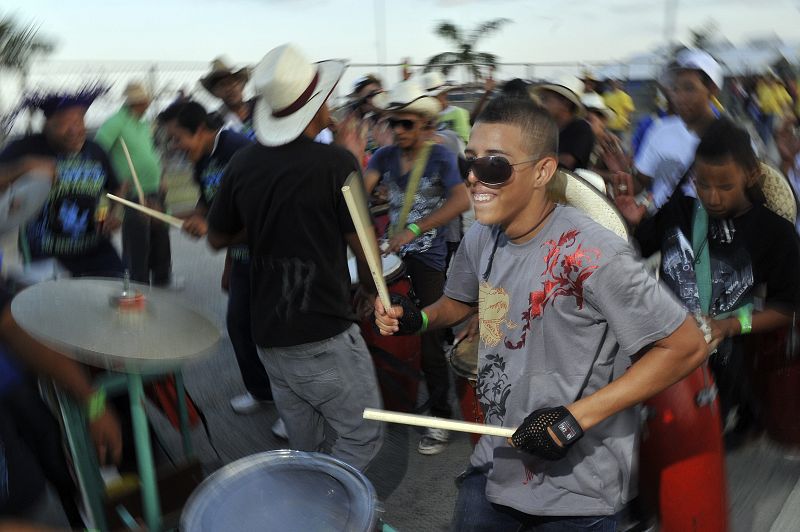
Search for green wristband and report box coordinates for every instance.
[737,308,752,335]
[420,310,429,333]
[86,388,107,422]
[407,223,422,237]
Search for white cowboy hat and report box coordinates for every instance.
[548,168,628,241]
[580,92,615,121]
[251,44,345,147]
[379,80,442,119]
[419,71,457,96]
[124,82,150,105]
[530,81,586,118]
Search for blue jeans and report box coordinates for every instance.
[451,470,618,532]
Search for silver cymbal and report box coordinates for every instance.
[11,278,220,373]
[0,171,52,235]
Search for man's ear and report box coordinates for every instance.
[534,155,559,189]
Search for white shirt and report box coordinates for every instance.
[634,116,699,209]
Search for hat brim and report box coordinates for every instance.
[531,84,585,117]
[253,59,345,147]
[586,106,615,121]
[382,95,442,118]
[427,84,456,96]
[200,67,252,93]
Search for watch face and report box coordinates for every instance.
[557,419,579,441]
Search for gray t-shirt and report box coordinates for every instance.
[444,205,687,516]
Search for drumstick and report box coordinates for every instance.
[119,138,146,206]
[363,408,515,438]
[341,172,392,310]
[106,193,184,229]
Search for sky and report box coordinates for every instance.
[4,0,800,66]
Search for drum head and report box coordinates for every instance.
[0,172,52,235]
[181,450,378,532]
[382,253,403,280]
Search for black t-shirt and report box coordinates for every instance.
[207,135,360,347]
[559,119,595,171]
[194,129,252,210]
[0,134,120,258]
[635,191,800,315]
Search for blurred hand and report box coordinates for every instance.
[374,295,403,336]
[334,112,368,161]
[89,409,122,466]
[18,156,57,180]
[386,229,416,254]
[455,314,479,343]
[182,214,208,238]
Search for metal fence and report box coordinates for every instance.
[0,58,665,137]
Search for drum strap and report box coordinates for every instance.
[390,142,434,238]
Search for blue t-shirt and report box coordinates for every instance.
[194,129,252,261]
[0,134,120,259]
[367,143,462,271]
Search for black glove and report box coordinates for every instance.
[511,406,584,460]
[388,293,424,335]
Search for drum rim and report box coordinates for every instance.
[180,450,378,531]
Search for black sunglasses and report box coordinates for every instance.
[464,155,544,186]
[387,118,418,131]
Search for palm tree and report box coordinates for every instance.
[425,18,511,82]
[0,15,54,87]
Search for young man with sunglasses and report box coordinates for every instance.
[375,95,707,530]
[364,81,471,455]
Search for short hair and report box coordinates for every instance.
[175,101,223,133]
[695,118,759,175]
[475,95,559,155]
[500,78,530,99]
[157,102,186,124]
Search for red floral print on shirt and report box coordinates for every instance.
[505,229,601,350]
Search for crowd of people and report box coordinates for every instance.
[1,39,799,531]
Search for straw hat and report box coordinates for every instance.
[530,81,585,117]
[759,162,797,223]
[379,80,442,119]
[124,82,150,105]
[547,168,629,241]
[251,43,345,147]
[419,71,457,96]
[200,56,252,93]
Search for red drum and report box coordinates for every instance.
[447,336,484,445]
[350,254,422,413]
[639,364,728,532]
[748,324,800,446]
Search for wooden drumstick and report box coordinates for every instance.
[106,193,184,229]
[341,172,392,310]
[119,138,146,206]
[363,408,515,438]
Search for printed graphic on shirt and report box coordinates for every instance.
[478,281,517,348]
[200,161,225,206]
[476,353,512,424]
[505,230,600,350]
[28,154,106,256]
[385,173,446,255]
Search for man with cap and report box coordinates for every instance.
[95,82,172,286]
[364,80,471,455]
[206,43,384,471]
[531,82,596,171]
[0,87,125,277]
[630,48,724,214]
[421,71,471,144]
[200,57,256,140]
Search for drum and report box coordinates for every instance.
[638,365,728,532]
[448,335,484,445]
[349,254,422,413]
[747,324,800,446]
[181,450,379,532]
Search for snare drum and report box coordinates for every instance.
[639,365,727,532]
[349,253,422,413]
[181,450,379,532]
[447,336,484,445]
